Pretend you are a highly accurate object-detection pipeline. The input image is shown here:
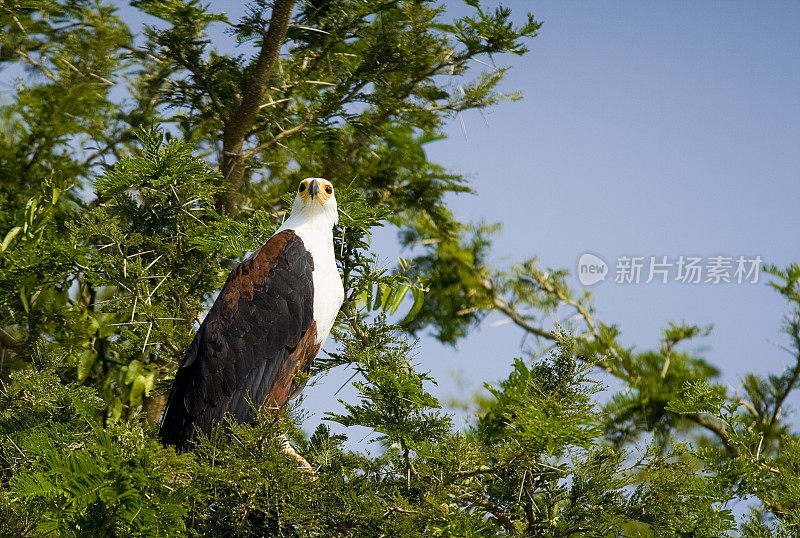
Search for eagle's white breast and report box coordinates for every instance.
[277,216,344,345]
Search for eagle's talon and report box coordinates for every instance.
[280,433,317,480]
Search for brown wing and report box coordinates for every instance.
[159,230,319,450]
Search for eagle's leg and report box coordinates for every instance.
[279,433,317,479]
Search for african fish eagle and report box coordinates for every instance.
[160,178,344,450]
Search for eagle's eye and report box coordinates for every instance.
[298,184,306,192]
[325,186,333,195]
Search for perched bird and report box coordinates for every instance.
[160,178,344,451]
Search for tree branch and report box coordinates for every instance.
[462,493,516,534]
[219,0,297,216]
[443,458,518,486]
[480,273,617,373]
[480,271,746,457]
[489,294,553,340]
[685,412,741,458]
[177,56,228,121]
[0,327,28,363]
[0,327,23,348]
[242,78,373,161]
[769,319,800,427]
[341,300,369,345]
[82,131,133,168]
[320,60,456,179]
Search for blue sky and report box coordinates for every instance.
[105,1,800,433]
[306,1,800,433]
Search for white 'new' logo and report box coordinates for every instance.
[577,253,608,286]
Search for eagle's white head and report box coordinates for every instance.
[283,177,338,230]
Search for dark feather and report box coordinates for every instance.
[159,230,320,450]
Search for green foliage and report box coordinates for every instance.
[479,338,601,456]
[328,319,452,449]
[402,220,499,343]
[0,360,188,536]
[0,0,797,536]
